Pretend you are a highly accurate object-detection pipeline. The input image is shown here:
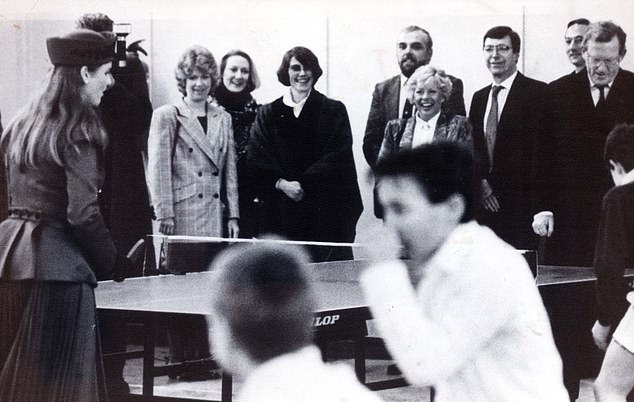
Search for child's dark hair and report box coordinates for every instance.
[375,141,479,223]
[605,123,634,172]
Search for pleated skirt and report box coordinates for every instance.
[0,280,107,402]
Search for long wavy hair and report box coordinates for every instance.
[1,65,107,170]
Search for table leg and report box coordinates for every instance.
[142,315,155,401]
[354,337,366,384]
[221,371,233,402]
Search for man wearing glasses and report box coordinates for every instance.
[534,21,634,266]
[532,20,634,402]
[469,26,546,250]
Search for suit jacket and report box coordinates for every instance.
[0,113,6,222]
[534,68,634,265]
[377,112,473,166]
[99,80,153,257]
[470,72,547,249]
[1,137,115,284]
[147,98,239,236]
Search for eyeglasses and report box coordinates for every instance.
[289,64,310,72]
[483,45,512,54]
[586,55,620,68]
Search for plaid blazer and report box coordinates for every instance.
[377,112,473,166]
[147,98,238,236]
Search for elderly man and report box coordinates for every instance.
[533,20,634,266]
[533,20,634,401]
[565,18,591,74]
[363,25,465,218]
[469,26,546,250]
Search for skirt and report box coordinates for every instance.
[0,280,107,402]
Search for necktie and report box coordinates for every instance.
[596,85,606,109]
[485,85,503,168]
[402,99,413,119]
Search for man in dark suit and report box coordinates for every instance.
[77,13,154,400]
[533,20,634,266]
[531,21,634,402]
[469,26,546,250]
[363,25,466,218]
[564,18,591,75]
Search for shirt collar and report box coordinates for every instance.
[419,221,479,281]
[587,71,615,89]
[416,110,440,127]
[622,168,634,186]
[491,70,518,90]
[400,74,410,87]
[283,88,311,117]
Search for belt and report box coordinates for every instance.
[8,207,66,229]
[8,208,43,222]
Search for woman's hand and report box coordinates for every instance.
[277,179,305,202]
[158,217,175,235]
[227,218,240,239]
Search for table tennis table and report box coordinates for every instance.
[96,238,634,402]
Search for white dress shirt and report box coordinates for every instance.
[237,345,382,402]
[361,221,569,402]
[483,70,518,137]
[411,112,440,148]
[588,75,613,106]
[283,88,311,117]
[399,74,410,118]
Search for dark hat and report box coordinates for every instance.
[46,29,114,66]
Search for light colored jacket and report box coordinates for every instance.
[148,98,238,236]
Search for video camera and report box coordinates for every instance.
[113,22,131,68]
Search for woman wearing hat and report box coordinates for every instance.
[0,29,130,401]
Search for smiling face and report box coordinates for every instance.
[413,78,444,121]
[222,55,250,93]
[185,67,212,103]
[288,56,314,99]
[396,30,432,77]
[81,62,114,107]
[584,36,623,87]
[565,23,589,70]
[483,36,518,83]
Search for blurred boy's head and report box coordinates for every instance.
[605,123,634,185]
[375,142,478,263]
[208,242,315,376]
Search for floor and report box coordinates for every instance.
[122,346,597,402]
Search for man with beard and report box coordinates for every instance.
[363,25,465,218]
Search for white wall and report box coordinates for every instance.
[1,0,633,257]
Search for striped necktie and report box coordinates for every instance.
[485,85,503,168]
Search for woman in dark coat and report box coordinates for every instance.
[0,30,129,401]
[215,50,260,238]
[248,46,363,262]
